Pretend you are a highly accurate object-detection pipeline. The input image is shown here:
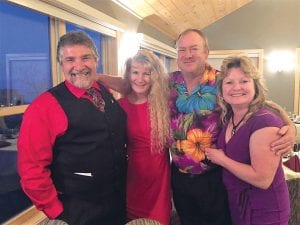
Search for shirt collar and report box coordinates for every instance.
[65,80,101,98]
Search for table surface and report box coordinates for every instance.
[0,138,17,151]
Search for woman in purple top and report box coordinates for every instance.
[205,55,290,225]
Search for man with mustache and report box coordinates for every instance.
[17,31,127,225]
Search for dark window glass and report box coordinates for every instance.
[165,56,171,73]
[154,51,161,58]
[0,2,51,106]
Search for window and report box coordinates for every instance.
[0,1,51,108]
[165,56,172,73]
[140,34,177,73]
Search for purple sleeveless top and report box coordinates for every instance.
[217,108,290,225]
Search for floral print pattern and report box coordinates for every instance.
[169,64,221,174]
[178,129,213,161]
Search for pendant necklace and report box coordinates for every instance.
[231,112,248,136]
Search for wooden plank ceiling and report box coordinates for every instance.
[111,0,252,39]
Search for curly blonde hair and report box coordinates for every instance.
[217,55,281,125]
[123,49,170,153]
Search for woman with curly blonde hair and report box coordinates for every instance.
[97,49,171,225]
[122,50,170,153]
[205,55,291,225]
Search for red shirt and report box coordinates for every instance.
[17,81,101,219]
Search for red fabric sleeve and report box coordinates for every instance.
[17,92,67,219]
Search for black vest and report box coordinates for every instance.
[49,82,127,200]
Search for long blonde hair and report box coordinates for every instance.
[217,55,281,124]
[123,49,170,153]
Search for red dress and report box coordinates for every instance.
[118,97,171,225]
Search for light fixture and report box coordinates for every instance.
[267,50,295,73]
[119,32,143,69]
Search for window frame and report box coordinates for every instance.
[207,49,264,74]
[294,48,300,114]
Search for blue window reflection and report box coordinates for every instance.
[0,1,51,106]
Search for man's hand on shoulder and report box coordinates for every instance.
[271,125,296,156]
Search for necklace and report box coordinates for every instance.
[231,112,247,136]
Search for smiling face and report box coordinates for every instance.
[176,31,209,76]
[60,44,98,89]
[222,67,255,109]
[129,61,152,98]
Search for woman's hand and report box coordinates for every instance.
[205,147,226,166]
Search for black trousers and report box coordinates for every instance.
[171,164,232,225]
[57,191,126,225]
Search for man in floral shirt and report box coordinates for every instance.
[169,64,220,174]
[169,29,232,225]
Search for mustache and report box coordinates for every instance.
[70,70,90,77]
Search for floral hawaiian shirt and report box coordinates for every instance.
[169,64,221,174]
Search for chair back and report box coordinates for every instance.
[125,218,163,225]
[39,219,68,225]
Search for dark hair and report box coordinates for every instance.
[56,31,98,64]
[175,28,209,51]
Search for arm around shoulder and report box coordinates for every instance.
[267,101,296,155]
[95,73,127,95]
